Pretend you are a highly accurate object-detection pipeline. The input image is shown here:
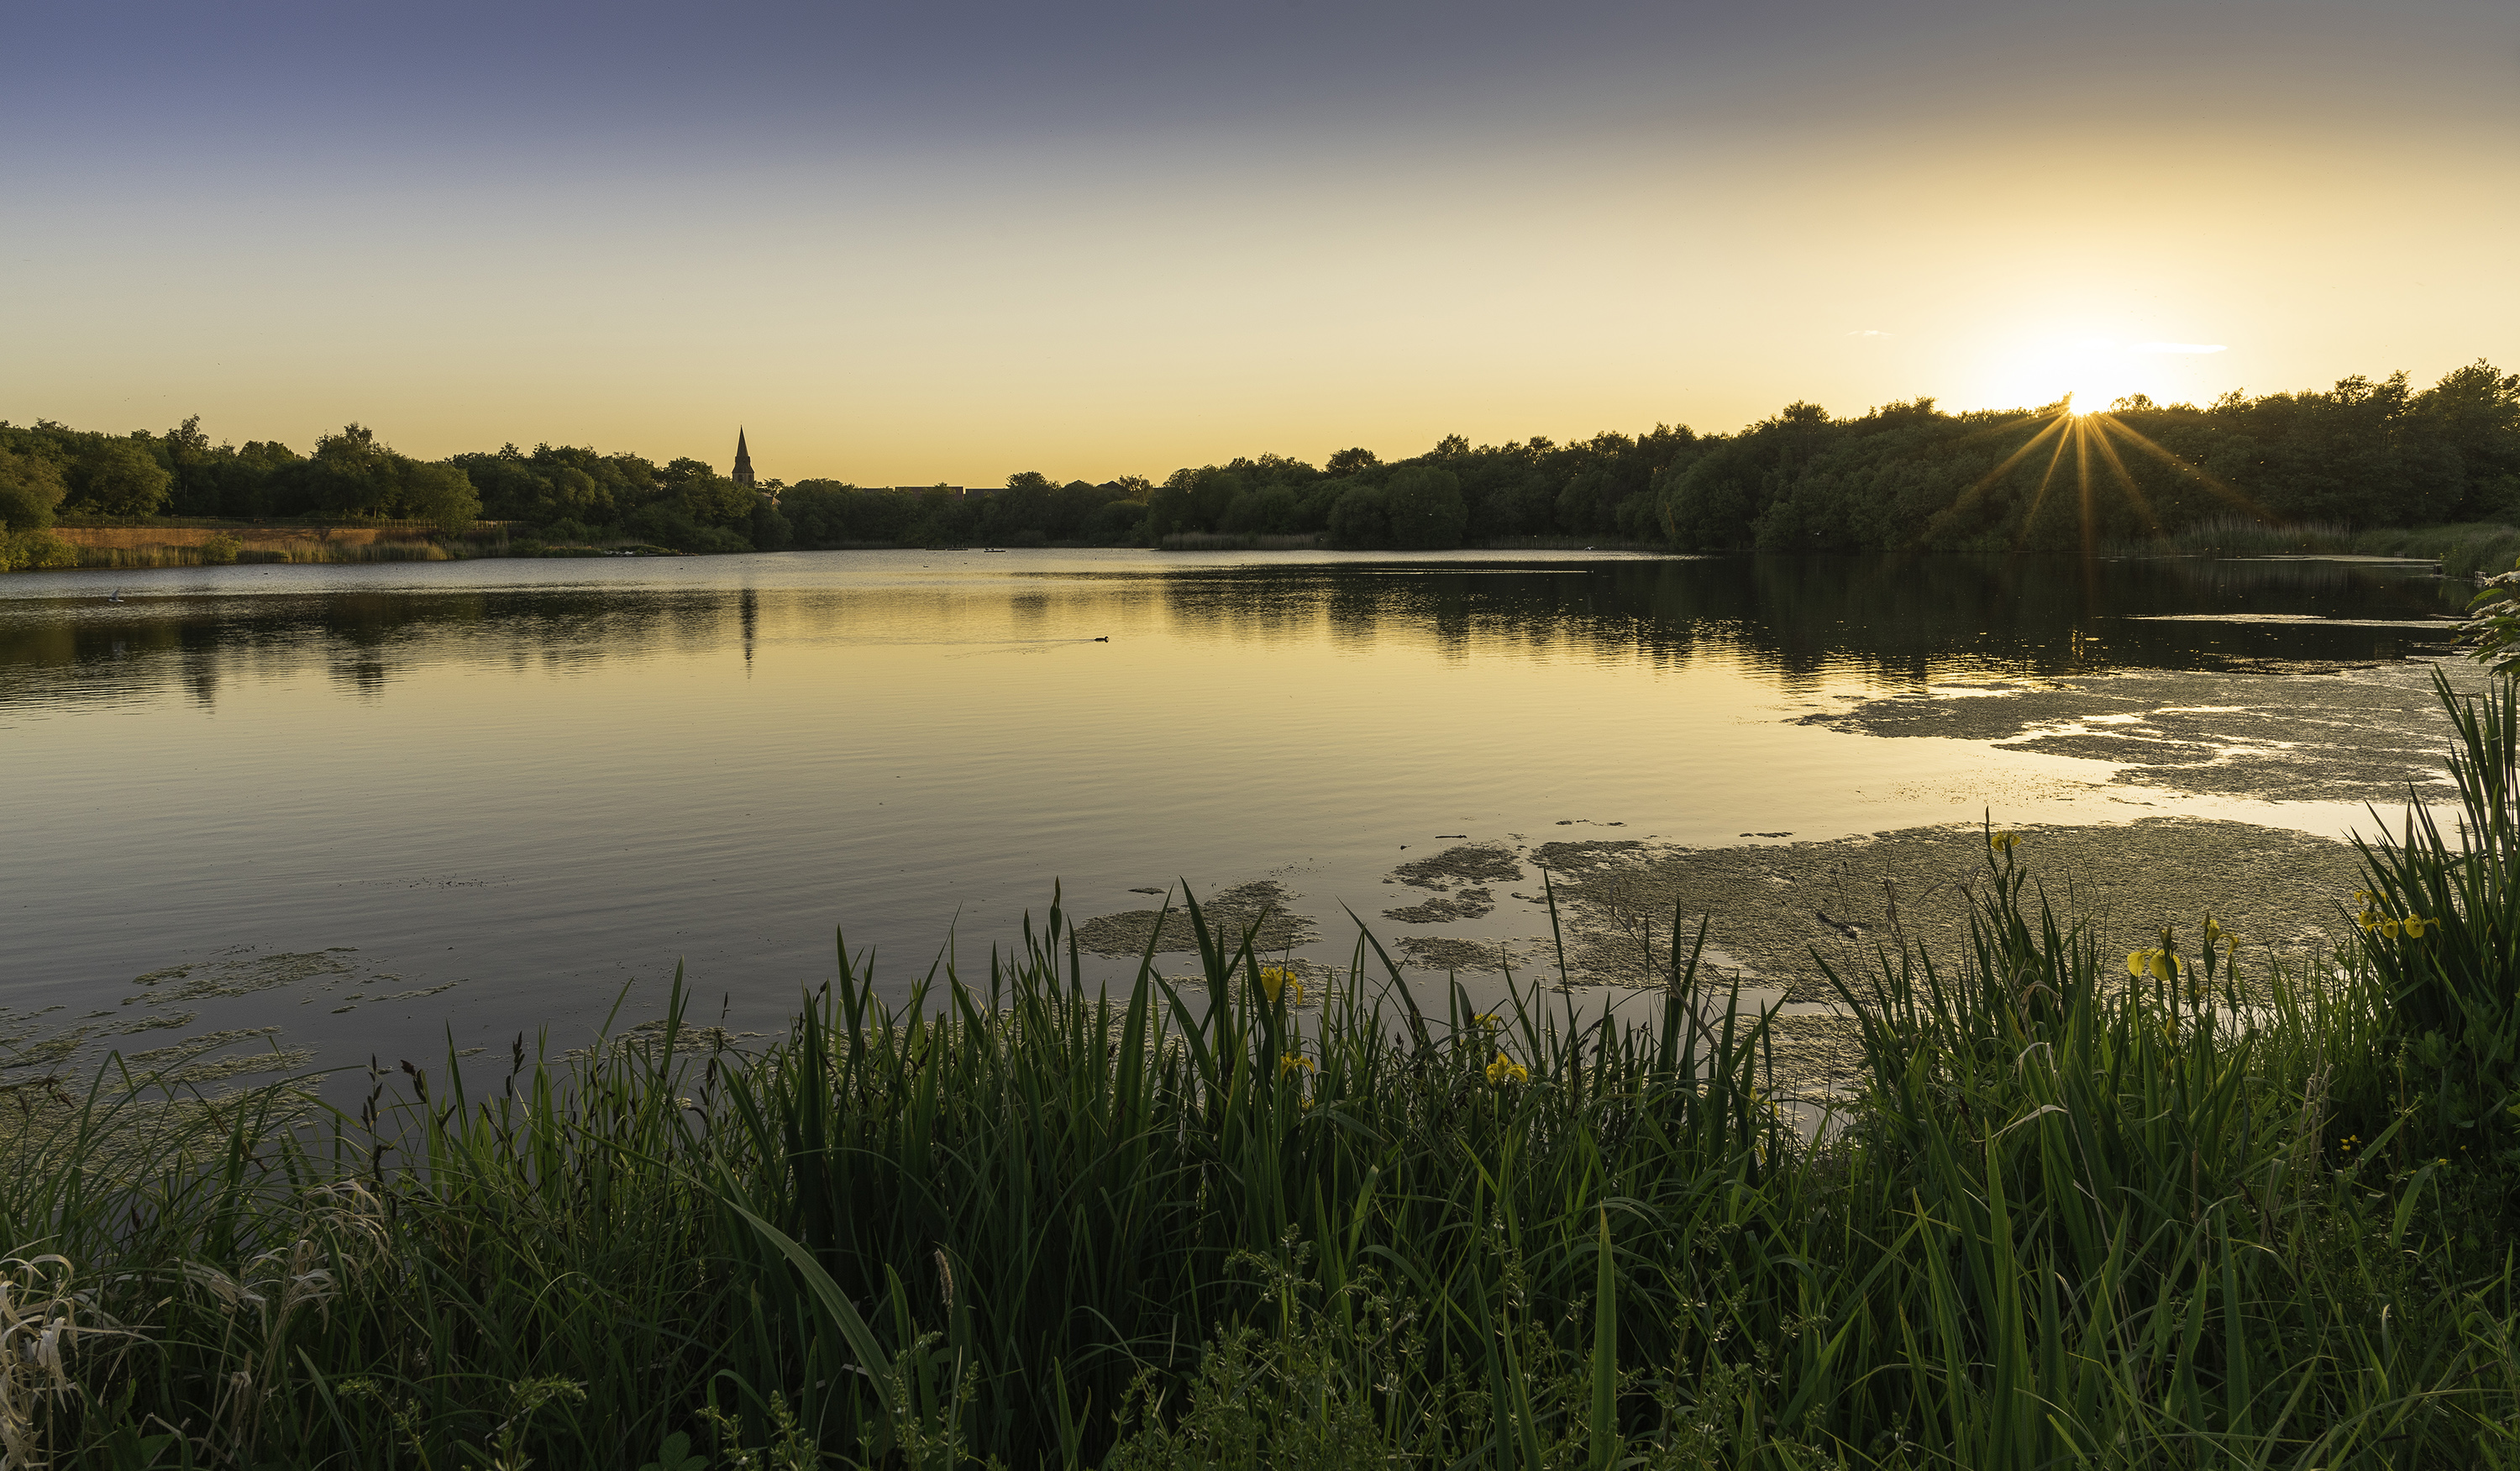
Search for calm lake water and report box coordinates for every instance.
[0,549,2468,1083]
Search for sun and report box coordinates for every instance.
[1993,339,2149,415]
[1980,328,2229,416]
[1986,324,2167,407]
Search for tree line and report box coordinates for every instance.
[1659,362,2520,552]
[4,359,2513,569]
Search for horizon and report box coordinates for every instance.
[13,365,2496,496]
[5,1,2514,486]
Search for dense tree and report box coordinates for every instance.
[1047,479,1112,540]
[0,441,75,570]
[8,359,2509,563]
[749,497,794,551]
[626,458,755,552]
[1146,466,1251,541]
[68,438,174,517]
[447,443,660,527]
[782,481,912,546]
[1648,365,2520,552]
[162,415,214,512]
[1380,465,1467,549]
[264,424,483,529]
[981,472,1058,543]
[0,444,67,532]
[1085,497,1148,542]
[156,429,304,517]
[1221,483,1302,534]
[401,461,486,533]
[2422,360,2520,518]
[1326,481,1389,547]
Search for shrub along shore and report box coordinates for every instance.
[6,676,2520,1468]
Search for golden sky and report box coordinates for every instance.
[5,2,2513,485]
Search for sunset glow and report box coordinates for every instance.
[2,3,2512,481]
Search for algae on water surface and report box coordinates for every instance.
[1389,844,1524,891]
[1532,817,2365,1000]
[1074,880,1319,957]
[1393,935,1530,974]
[1803,659,2490,803]
[1383,888,1498,923]
[3,945,459,1122]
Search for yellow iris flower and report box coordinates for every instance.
[1258,966,1305,1005]
[2358,907,2433,939]
[1485,1052,1529,1087]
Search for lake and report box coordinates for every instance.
[0,549,2474,1090]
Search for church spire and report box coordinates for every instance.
[732,428,756,488]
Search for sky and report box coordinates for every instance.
[4,0,2516,486]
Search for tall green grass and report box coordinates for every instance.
[8,683,2520,1468]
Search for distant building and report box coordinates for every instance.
[732,428,756,490]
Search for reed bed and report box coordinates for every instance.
[66,540,458,570]
[1156,532,1326,551]
[2111,517,2361,557]
[8,680,2520,1468]
[2350,523,2520,581]
[2114,515,2520,579]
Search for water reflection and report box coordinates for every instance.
[1147,555,2460,683]
[0,554,2460,717]
[0,549,2471,1098]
